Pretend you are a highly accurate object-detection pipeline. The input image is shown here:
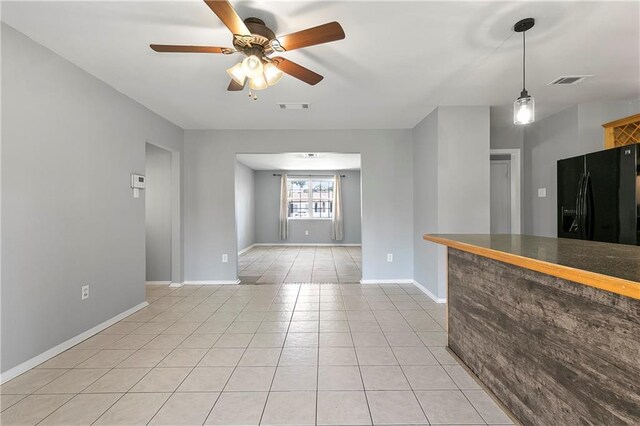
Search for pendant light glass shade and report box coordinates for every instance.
[249,74,268,90]
[513,18,535,125]
[264,63,284,86]
[242,55,264,79]
[514,95,535,125]
[226,62,246,85]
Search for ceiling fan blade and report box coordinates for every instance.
[276,21,345,51]
[227,79,245,91]
[273,58,323,86]
[204,0,251,36]
[150,44,234,54]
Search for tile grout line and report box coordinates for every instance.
[257,281,303,425]
[315,260,321,425]
[370,284,432,425]
[346,285,375,426]
[200,303,262,424]
[142,285,236,426]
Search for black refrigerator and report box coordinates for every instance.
[557,143,640,245]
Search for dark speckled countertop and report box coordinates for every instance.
[423,234,640,300]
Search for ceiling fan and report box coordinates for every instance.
[150,0,345,99]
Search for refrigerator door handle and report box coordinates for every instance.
[575,174,585,239]
[584,173,593,240]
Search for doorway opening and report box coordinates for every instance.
[490,149,521,234]
[234,152,362,284]
[145,143,182,300]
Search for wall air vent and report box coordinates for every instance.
[547,75,592,86]
[302,153,319,158]
[278,103,310,110]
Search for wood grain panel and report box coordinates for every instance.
[447,248,640,425]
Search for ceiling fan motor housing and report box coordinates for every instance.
[233,17,277,55]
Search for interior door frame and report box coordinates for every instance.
[145,141,183,287]
[490,149,521,234]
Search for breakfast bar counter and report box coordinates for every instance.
[423,234,640,425]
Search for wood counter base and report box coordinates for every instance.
[448,248,640,425]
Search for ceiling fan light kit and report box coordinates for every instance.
[241,55,264,79]
[150,0,345,100]
[264,63,284,86]
[226,62,246,85]
[513,17,535,125]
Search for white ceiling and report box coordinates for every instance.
[2,1,639,129]
[237,152,361,170]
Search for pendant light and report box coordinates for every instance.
[513,18,535,125]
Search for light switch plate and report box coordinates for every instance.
[538,188,547,198]
[222,254,228,263]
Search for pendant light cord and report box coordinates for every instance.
[522,31,526,92]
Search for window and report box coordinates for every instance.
[287,177,334,219]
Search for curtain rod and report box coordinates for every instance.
[273,173,346,178]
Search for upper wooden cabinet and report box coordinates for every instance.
[602,113,640,149]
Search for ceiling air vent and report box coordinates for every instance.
[547,75,592,86]
[278,103,310,110]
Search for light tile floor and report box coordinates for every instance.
[238,246,362,284]
[0,283,514,425]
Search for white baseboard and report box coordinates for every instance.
[238,244,256,255]
[182,280,241,285]
[360,279,414,285]
[253,243,362,247]
[412,280,447,304]
[0,301,149,384]
[145,281,170,285]
[169,282,184,288]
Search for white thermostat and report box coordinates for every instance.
[131,174,146,189]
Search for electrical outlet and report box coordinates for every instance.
[222,253,228,263]
[305,230,309,236]
[387,253,393,262]
[81,285,89,300]
[538,188,547,198]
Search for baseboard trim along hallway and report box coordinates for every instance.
[0,301,149,384]
[253,243,362,247]
[360,279,414,285]
[412,279,447,303]
[182,280,241,285]
[360,279,446,304]
[238,244,256,255]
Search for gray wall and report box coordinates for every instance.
[412,108,440,296]
[412,106,491,298]
[235,161,256,252]
[490,106,524,151]
[1,23,183,374]
[184,130,413,282]
[523,99,640,237]
[254,170,362,245]
[145,143,172,281]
